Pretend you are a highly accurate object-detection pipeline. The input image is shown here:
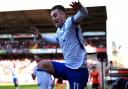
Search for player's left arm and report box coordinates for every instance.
[70,1,88,24]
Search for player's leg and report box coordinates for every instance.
[92,84,98,89]
[36,71,51,89]
[47,76,54,89]
[67,67,89,89]
[13,78,19,89]
[50,62,67,80]
[38,60,68,79]
[49,61,89,89]
[37,60,54,75]
[96,84,100,89]
[48,62,68,89]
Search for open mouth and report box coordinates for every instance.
[55,20,58,24]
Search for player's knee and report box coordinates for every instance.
[37,60,46,69]
[37,60,53,71]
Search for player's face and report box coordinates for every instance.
[35,59,40,63]
[51,9,65,27]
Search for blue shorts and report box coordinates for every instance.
[51,61,89,89]
[13,78,18,85]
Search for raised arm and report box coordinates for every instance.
[70,1,88,24]
[30,26,42,39]
[31,26,58,44]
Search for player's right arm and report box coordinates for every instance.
[31,26,58,44]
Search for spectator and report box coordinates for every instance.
[89,66,100,89]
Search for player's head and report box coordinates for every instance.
[91,66,96,71]
[13,63,16,68]
[51,5,66,28]
[34,55,41,63]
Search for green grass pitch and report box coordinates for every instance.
[0,83,38,89]
[0,83,92,89]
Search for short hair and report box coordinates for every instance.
[51,5,66,12]
[91,66,96,69]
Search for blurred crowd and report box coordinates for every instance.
[0,40,57,49]
[0,38,106,50]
